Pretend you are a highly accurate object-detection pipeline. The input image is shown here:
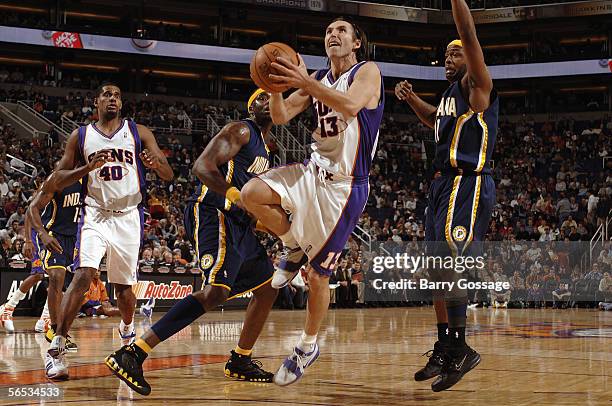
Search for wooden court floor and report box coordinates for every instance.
[0,307,609,405]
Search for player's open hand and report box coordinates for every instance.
[140,149,161,170]
[40,232,63,254]
[269,54,309,90]
[395,80,414,102]
[88,150,112,171]
[22,240,34,260]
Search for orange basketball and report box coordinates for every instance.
[250,42,298,93]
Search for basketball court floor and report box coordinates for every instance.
[0,307,609,405]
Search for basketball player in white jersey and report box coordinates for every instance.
[241,17,384,385]
[45,82,173,379]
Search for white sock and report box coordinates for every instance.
[297,332,317,353]
[279,230,298,248]
[50,335,66,352]
[120,320,134,334]
[41,300,50,319]
[7,289,27,308]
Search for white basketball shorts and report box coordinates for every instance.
[74,205,143,285]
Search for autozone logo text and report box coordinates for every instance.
[133,281,193,300]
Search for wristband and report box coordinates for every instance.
[225,187,241,204]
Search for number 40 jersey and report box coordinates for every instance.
[78,119,147,212]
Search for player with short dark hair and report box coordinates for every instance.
[45,82,173,380]
[395,0,498,392]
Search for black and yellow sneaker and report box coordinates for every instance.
[224,350,274,382]
[414,341,447,381]
[105,345,151,396]
[44,328,78,352]
[431,345,481,392]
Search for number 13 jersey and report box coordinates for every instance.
[310,61,384,178]
[78,119,146,211]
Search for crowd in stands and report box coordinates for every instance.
[2,64,609,116]
[0,78,609,310]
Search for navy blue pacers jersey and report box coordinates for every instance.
[40,181,82,236]
[191,119,270,216]
[433,81,499,174]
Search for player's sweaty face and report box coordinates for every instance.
[445,46,466,82]
[253,92,271,118]
[96,86,122,116]
[325,21,359,58]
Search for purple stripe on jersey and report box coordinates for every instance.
[347,61,367,87]
[127,120,147,205]
[351,68,385,178]
[310,182,369,276]
[73,207,86,269]
[315,69,329,81]
[92,119,124,139]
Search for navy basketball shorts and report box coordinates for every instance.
[31,230,76,275]
[426,173,495,256]
[184,203,273,299]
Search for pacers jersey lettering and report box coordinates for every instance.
[78,120,146,211]
[433,81,499,174]
[41,181,81,236]
[311,61,384,178]
[193,119,270,212]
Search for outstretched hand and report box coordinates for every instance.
[395,80,414,102]
[269,54,310,90]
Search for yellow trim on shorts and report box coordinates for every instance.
[45,200,58,229]
[193,186,208,269]
[449,110,474,168]
[45,265,67,272]
[475,112,488,173]
[224,160,235,210]
[444,175,462,257]
[462,175,482,255]
[208,210,227,285]
[226,276,273,301]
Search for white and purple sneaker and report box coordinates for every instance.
[273,344,320,386]
[271,246,308,289]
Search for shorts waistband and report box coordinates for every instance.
[87,205,129,214]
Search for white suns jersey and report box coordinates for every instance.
[310,61,385,179]
[78,119,146,211]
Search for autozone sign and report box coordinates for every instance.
[132,280,193,300]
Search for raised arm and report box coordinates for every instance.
[192,121,250,206]
[137,124,174,181]
[451,0,493,112]
[270,55,381,118]
[395,80,437,129]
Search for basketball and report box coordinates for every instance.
[250,42,298,93]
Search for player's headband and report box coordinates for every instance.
[247,88,266,113]
[447,39,463,48]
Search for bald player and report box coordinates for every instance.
[105,89,279,396]
[395,0,498,392]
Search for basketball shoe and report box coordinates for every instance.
[45,327,78,352]
[0,304,15,333]
[139,298,156,319]
[224,350,274,382]
[105,344,151,395]
[414,341,447,381]
[271,246,308,289]
[46,337,69,380]
[273,343,319,386]
[431,345,481,392]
